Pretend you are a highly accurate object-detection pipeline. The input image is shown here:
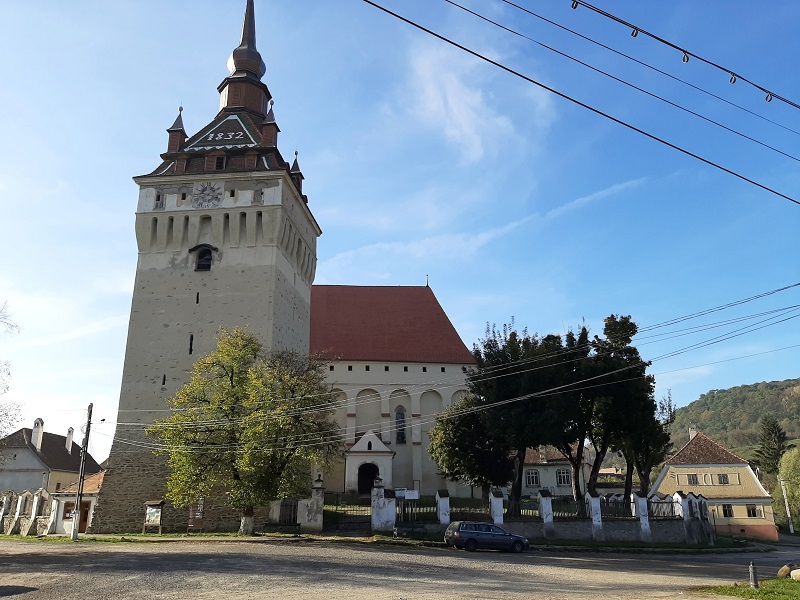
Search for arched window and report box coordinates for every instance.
[196,248,213,271]
[395,407,406,445]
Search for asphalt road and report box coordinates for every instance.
[1,539,798,600]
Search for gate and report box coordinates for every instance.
[323,493,371,531]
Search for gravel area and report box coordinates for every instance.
[0,538,772,599]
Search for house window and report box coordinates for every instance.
[395,408,406,445]
[196,248,213,271]
[62,501,75,520]
[55,483,61,491]
[525,469,540,487]
[717,473,729,485]
[215,156,225,170]
[687,474,699,486]
[556,469,571,487]
[746,504,761,518]
[722,504,734,518]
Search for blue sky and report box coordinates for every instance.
[1,1,798,462]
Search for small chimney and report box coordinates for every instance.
[689,426,698,440]
[32,418,44,452]
[65,427,74,454]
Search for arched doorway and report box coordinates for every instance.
[357,463,380,494]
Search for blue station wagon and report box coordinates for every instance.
[444,521,529,553]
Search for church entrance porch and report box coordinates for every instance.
[357,463,379,495]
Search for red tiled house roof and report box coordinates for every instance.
[310,285,475,364]
[59,471,105,495]
[665,432,748,466]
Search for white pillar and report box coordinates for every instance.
[539,492,555,539]
[436,490,450,526]
[490,490,504,525]
[588,493,604,542]
[371,480,396,532]
[632,493,651,542]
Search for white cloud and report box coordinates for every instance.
[405,42,517,164]
[546,178,646,220]
[317,216,532,283]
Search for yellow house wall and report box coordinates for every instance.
[654,465,768,499]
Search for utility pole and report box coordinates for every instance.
[70,403,93,541]
[780,477,795,535]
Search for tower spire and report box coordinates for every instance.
[227,0,267,79]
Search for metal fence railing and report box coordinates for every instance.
[648,499,681,519]
[449,506,492,522]
[504,498,541,521]
[599,499,635,520]
[551,497,589,519]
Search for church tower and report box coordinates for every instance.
[91,0,320,532]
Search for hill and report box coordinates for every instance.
[670,378,800,455]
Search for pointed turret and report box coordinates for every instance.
[226,0,267,79]
[291,151,305,193]
[218,0,272,117]
[166,106,187,153]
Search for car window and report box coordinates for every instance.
[490,525,506,534]
[477,524,491,532]
[462,523,475,531]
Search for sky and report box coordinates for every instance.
[0,1,798,463]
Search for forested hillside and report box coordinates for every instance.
[670,378,800,453]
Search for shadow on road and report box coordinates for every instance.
[0,586,39,597]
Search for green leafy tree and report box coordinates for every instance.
[779,448,800,531]
[753,415,788,475]
[428,396,514,503]
[148,327,342,534]
[469,323,569,516]
[586,315,654,496]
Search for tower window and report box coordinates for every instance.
[395,408,407,445]
[384,366,389,372]
[189,334,194,355]
[441,367,446,373]
[229,189,236,197]
[196,248,213,271]
[365,365,370,372]
[154,194,164,210]
[329,365,334,372]
[422,367,427,373]
[215,156,226,170]
[181,192,187,201]
[161,374,166,386]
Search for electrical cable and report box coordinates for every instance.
[497,0,800,137]
[571,0,800,110]
[361,0,800,206]
[443,0,800,163]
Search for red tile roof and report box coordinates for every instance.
[59,471,105,495]
[665,432,748,465]
[310,285,475,364]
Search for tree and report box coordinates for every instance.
[147,327,342,534]
[428,396,514,503]
[779,448,800,530]
[0,300,20,396]
[0,301,20,445]
[586,315,654,496]
[753,415,788,475]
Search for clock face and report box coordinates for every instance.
[191,182,223,209]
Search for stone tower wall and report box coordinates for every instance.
[91,174,319,533]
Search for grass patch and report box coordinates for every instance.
[704,579,800,599]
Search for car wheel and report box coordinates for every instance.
[511,540,524,553]
[464,539,477,552]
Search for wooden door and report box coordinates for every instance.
[78,501,91,533]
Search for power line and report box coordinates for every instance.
[571,0,800,110]
[497,0,800,137]
[443,0,800,163]
[361,0,800,206]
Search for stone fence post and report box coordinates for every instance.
[371,478,395,532]
[539,491,555,539]
[631,492,651,542]
[587,491,604,542]
[490,490,504,525]
[436,490,450,526]
[298,475,324,532]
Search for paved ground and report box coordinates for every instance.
[1,538,797,600]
